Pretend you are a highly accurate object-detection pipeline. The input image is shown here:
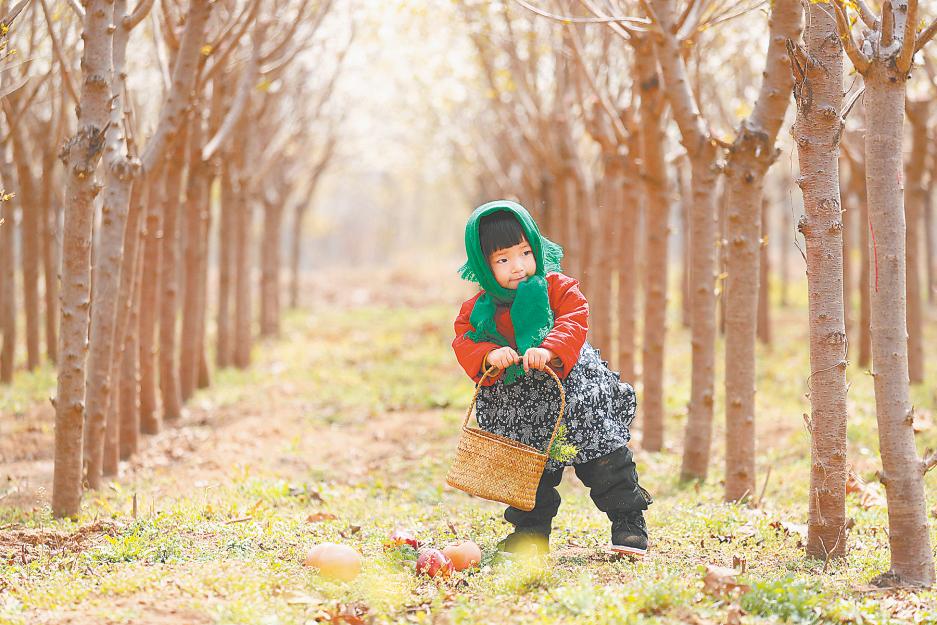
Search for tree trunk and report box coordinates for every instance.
[180,109,208,399]
[7,128,41,371]
[904,101,927,385]
[158,121,189,422]
[259,196,284,337]
[864,62,935,586]
[52,0,115,518]
[842,174,853,342]
[217,161,234,368]
[0,151,15,384]
[589,157,618,358]
[233,136,253,369]
[41,141,59,364]
[139,162,165,435]
[758,198,771,345]
[791,4,848,557]
[617,167,638,384]
[925,183,935,305]
[849,153,872,368]
[635,42,669,452]
[678,160,691,329]
[83,4,137,484]
[289,198,305,309]
[680,155,718,479]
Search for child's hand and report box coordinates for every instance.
[486,346,520,371]
[523,347,556,372]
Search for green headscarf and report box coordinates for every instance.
[458,200,564,384]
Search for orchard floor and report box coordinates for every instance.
[1,265,936,625]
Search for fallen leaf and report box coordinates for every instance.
[725,604,744,625]
[703,565,750,598]
[307,513,337,523]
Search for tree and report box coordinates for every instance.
[788,0,849,561]
[832,0,937,585]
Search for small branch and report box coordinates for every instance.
[1,0,32,27]
[922,449,937,476]
[832,0,871,74]
[64,0,84,19]
[896,0,918,73]
[566,20,628,143]
[126,0,157,31]
[841,86,865,122]
[914,17,937,54]
[853,0,878,29]
[881,0,894,50]
[512,0,650,27]
[38,0,79,107]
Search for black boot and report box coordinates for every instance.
[496,524,551,555]
[611,510,649,557]
[497,465,564,555]
[574,446,652,557]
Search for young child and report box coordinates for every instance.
[452,200,652,557]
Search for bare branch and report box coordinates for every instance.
[202,0,262,82]
[126,0,156,31]
[896,0,918,72]
[833,0,871,74]
[202,42,259,161]
[853,0,878,28]
[674,0,699,36]
[922,449,937,476]
[38,0,79,106]
[881,0,894,50]
[581,0,635,42]
[512,0,649,29]
[63,0,84,19]
[1,0,32,27]
[914,17,937,54]
[566,20,628,143]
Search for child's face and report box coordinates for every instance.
[488,239,536,290]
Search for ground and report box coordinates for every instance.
[0,266,936,624]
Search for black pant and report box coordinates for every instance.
[505,446,650,529]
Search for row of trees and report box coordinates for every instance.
[454,0,936,586]
[0,0,350,518]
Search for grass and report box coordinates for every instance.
[0,282,936,624]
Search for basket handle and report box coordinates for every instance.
[461,363,567,458]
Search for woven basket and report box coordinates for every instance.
[446,365,566,512]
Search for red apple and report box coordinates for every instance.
[384,528,420,550]
[442,540,482,571]
[303,543,361,581]
[416,548,454,578]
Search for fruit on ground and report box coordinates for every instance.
[303,543,361,581]
[416,548,454,578]
[442,540,482,571]
[385,528,420,550]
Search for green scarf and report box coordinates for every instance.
[458,200,564,384]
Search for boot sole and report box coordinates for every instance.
[608,544,647,559]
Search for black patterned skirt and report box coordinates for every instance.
[475,342,637,471]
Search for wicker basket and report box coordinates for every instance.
[446,365,566,512]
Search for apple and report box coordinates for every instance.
[303,543,361,581]
[384,528,420,551]
[442,540,482,571]
[416,548,454,578]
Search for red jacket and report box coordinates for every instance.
[452,272,589,386]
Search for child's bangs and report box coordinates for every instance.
[479,211,528,258]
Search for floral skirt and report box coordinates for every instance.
[475,342,636,471]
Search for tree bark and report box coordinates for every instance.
[925,182,935,305]
[757,198,771,345]
[847,151,873,368]
[217,159,234,368]
[259,195,284,338]
[791,4,848,557]
[83,0,138,485]
[180,108,208,400]
[41,139,59,365]
[723,0,801,501]
[904,101,927,384]
[617,167,638,384]
[158,120,189,422]
[864,61,935,586]
[635,40,669,452]
[0,149,15,384]
[139,161,165,435]
[6,123,41,371]
[233,116,253,369]
[52,0,114,518]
